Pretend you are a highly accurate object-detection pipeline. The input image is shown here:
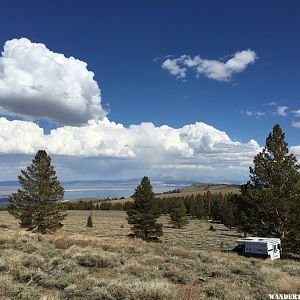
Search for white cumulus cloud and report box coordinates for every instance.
[0,38,106,125]
[292,109,300,117]
[276,106,289,117]
[291,121,300,128]
[241,110,266,118]
[161,58,186,79]
[161,50,257,81]
[0,117,262,181]
[291,146,300,157]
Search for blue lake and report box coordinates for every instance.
[0,180,188,205]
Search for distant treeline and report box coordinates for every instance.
[64,191,238,228]
[65,200,132,211]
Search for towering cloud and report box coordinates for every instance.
[0,117,261,175]
[0,38,106,125]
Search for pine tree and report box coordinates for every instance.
[221,196,235,230]
[169,199,189,228]
[239,124,300,248]
[8,150,67,233]
[126,176,163,241]
[87,213,93,228]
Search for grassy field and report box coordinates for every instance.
[0,210,300,299]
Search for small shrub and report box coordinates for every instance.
[204,287,225,299]
[13,268,36,284]
[208,225,216,231]
[22,254,45,268]
[36,274,69,290]
[122,260,160,280]
[231,265,253,276]
[163,268,190,284]
[219,241,224,250]
[76,253,119,268]
[108,279,172,300]
[54,238,74,249]
[0,258,9,272]
[276,275,300,293]
[54,236,91,249]
[19,243,38,254]
[101,244,118,252]
[0,275,41,300]
[177,285,202,300]
[87,214,93,228]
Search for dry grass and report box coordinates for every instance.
[0,210,300,299]
[0,210,241,251]
[158,183,240,199]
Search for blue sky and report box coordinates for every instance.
[0,1,299,182]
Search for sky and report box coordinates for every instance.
[0,1,299,182]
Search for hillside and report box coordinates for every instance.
[68,183,241,204]
[158,183,240,198]
[0,211,299,299]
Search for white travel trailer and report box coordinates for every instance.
[234,237,281,260]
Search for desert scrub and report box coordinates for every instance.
[22,253,45,268]
[0,232,13,246]
[50,256,78,273]
[204,286,225,299]
[230,264,256,276]
[163,266,191,284]
[76,251,122,268]
[1,212,300,298]
[281,264,300,277]
[203,278,253,300]
[101,242,125,253]
[0,274,41,300]
[64,278,172,300]
[140,253,165,266]
[54,234,98,249]
[197,264,229,279]
[34,272,70,290]
[54,237,79,249]
[275,275,300,293]
[107,278,172,300]
[167,246,199,260]
[121,260,162,281]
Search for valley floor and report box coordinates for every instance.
[0,211,299,299]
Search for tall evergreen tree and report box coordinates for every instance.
[239,124,300,247]
[169,199,189,228]
[8,150,67,233]
[126,176,163,241]
[231,193,253,236]
[222,196,235,230]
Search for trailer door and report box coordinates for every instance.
[267,243,274,260]
[272,244,280,259]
